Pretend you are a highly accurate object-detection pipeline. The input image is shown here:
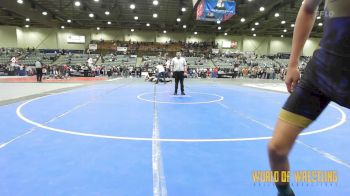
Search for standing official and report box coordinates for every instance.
[171,52,187,95]
[35,59,43,82]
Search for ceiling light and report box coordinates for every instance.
[25,24,30,28]
[281,35,284,37]
[146,23,150,27]
[274,13,280,17]
[259,7,265,12]
[107,21,111,25]
[61,26,65,29]
[248,0,253,1]
[153,0,159,6]
[317,16,321,20]
[17,0,24,4]
[194,32,198,35]
[89,13,94,18]
[153,13,158,18]
[251,28,255,31]
[176,18,181,22]
[224,32,227,36]
[96,27,100,30]
[240,18,245,23]
[283,29,287,32]
[218,26,222,30]
[163,30,167,34]
[291,24,295,27]
[25,18,30,22]
[131,29,134,32]
[183,25,187,29]
[134,16,139,20]
[318,22,323,26]
[181,7,186,12]
[255,22,259,25]
[67,19,72,23]
[253,33,256,37]
[281,20,286,24]
[105,11,110,15]
[216,20,221,24]
[74,1,81,7]
[94,0,99,2]
[130,4,135,10]
[42,11,48,16]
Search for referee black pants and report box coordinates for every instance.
[36,68,43,82]
[174,71,185,93]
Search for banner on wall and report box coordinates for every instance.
[231,41,238,48]
[89,44,98,50]
[197,0,236,22]
[117,47,128,52]
[67,35,86,44]
[222,41,238,48]
[212,48,220,54]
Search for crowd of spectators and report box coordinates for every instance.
[0,44,311,82]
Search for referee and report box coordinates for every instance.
[35,59,43,82]
[171,52,187,95]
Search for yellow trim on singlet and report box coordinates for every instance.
[279,109,313,128]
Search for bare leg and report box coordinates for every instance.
[268,119,303,195]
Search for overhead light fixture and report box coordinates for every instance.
[97,27,100,30]
[281,35,284,37]
[183,25,187,29]
[105,11,110,15]
[89,13,94,18]
[42,11,48,16]
[181,7,186,12]
[146,23,150,27]
[251,28,255,31]
[25,18,30,22]
[130,4,135,10]
[218,26,221,30]
[255,22,259,25]
[291,24,295,27]
[163,30,167,34]
[134,16,139,20]
[94,0,99,2]
[153,0,159,6]
[61,25,65,29]
[318,22,323,26]
[194,32,198,35]
[248,0,253,2]
[17,0,24,4]
[74,1,81,7]
[216,20,221,24]
[317,16,321,20]
[224,32,227,36]
[274,13,280,17]
[25,24,30,28]
[153,13,158,18]
[176,18,181,22]
[283,29,287,32]
[281,20,286,24]
[259,7,265,12]
[107,21,112,25]
[67,19,72,23]
[253,33,256,37]
[240,18,245,23]
[131,29,134,32]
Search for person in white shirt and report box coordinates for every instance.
[170,52,187,95]
[155,64,166,84]
[35,59,43,82]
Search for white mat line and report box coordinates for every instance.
[217,101,350,169]
[152,84,167,196]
